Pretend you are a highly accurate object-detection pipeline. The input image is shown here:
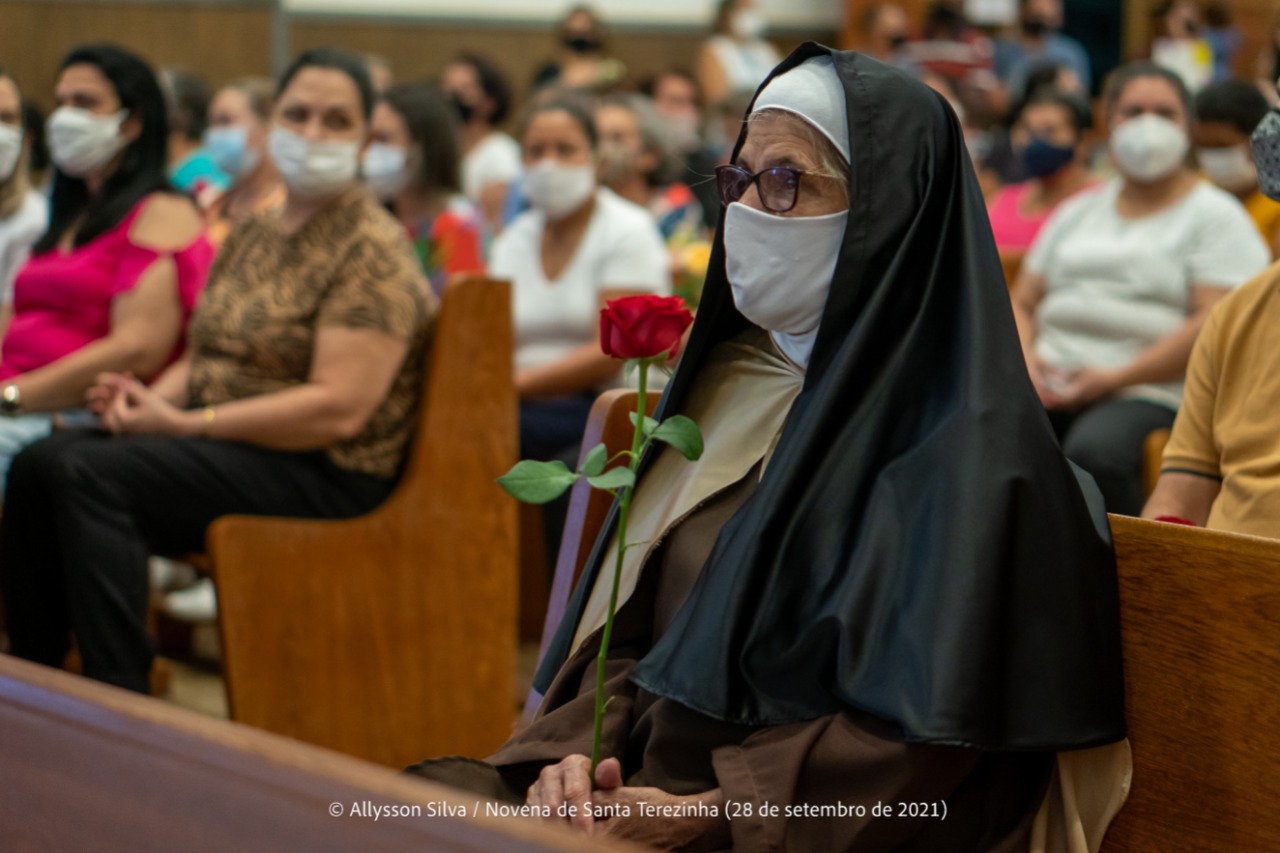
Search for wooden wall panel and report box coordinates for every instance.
[1124,0,1276,81]
[0,1,831,117]
[291,19,835,103]
[0,1,272,111]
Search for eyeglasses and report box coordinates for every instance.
[715,163,812,213]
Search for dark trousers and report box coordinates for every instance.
[0,430,393,693]
[1049,398,1176,517]
[520,394,595,570]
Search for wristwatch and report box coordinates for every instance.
[0,384,22,416]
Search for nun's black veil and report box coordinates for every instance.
[535,43,1125,752]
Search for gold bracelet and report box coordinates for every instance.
[201,405,216,437]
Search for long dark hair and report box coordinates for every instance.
[34,44,172,255]
[380,83,461,198]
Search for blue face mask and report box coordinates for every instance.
[1022,136,1076,179]
[203,125,258,178]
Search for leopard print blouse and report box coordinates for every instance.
[187,186,436,479]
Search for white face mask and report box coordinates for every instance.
[724,201,847,368]
[523,159,596,220]
[361,142,410,202]
[268,126,361,200]
[1197,144,1256,193]
[203,125,260,178]
[46,106,129,178]
[731,9,767,41]
[1110,113,1188,182]
[0,122,23,182]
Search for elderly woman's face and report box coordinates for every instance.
[735,114,848,218]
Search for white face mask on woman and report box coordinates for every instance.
[1110,113,1188,182]
[724,201,848,368]
[0,121,23,181]
[361,142,410,202]
[268,126,360,199]
[1197,144,1256,194]
[523,159,596,220]
[46,106,129,177]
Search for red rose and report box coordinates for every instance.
[599,295,694,360]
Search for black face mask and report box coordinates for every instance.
[449,94,475,124]
[564,35,602,54]
[1021,18,1051,37]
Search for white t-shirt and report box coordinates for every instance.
[1025,178,1270,409]
[462,132,521,201]
[492,187,670,373]
[0,190,48,306]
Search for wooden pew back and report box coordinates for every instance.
[1101,515,1280,852]
[209,277,519,768]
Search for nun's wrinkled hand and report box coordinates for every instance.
[526,754,598,833]
[1054,367,1122,410]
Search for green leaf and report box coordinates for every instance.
[587,467,636,491]
[622,360,638,382]
[651,415,704,461]
[629,412,659,435]
[497,459,579,504]
[579,442,608,477]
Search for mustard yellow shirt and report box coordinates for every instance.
[1243,189,1280,258]
[1162,264,1280,537]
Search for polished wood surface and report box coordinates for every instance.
[0,654,639,853]
[207,277,519,769]
[1101,515,1280,852]
[999,250,1024,291]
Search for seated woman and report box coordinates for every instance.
[409,46,1128,852]
[0,44,212,492]
[595,93,707,246]
[363,82,484,294]
[200,76,285,248]
[986,88,1098,254]
[0,47,433,694]
[493,94,669,463]
[440,53,520,237]
[0,67,49,339]
[1011,62,1270,516]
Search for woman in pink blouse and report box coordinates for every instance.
[987,89,1097,255]
[0,44,211,491]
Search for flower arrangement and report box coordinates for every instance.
[499,294,701,773]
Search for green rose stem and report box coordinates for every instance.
[590,356,650,776]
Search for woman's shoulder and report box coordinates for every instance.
[1182,178,1258,223]
[127,191,206,253]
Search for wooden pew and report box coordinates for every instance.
[533,393,1280,850]
[1101,516,1280,852]
[0,654,639,853]
[206,277,519,769]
